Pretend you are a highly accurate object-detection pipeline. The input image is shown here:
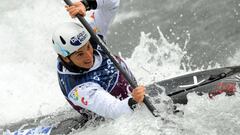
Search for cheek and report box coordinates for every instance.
[71,57,84,66]
[76,59,85,65]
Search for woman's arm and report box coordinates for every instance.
[65,0,120,38]
[68,82,133,119]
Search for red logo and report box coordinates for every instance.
[81,97,88,106]
[209,82,237,98]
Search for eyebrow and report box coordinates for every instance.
[75,50,84,54]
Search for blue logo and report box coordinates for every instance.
[70,31,88,46]
[10,126,53,135]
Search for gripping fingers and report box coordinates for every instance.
[132,86,146,103]
[65,2,86,17]
[71,9,81,17]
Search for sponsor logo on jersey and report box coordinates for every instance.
[81,97,88,106]
[69,87,88,106]
[69,88,79,101]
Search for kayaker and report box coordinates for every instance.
[52,0,146,120]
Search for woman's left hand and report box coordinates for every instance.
[65,2,86,18]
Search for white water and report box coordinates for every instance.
[0,0,70,125]
[1,0,240,135]
[71,27,240,135]
[74,93,240,135]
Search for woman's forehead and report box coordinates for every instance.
[77,41,91,52]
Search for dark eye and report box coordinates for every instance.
[78,53,84,56]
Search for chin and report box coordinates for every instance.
[85,62,94,69]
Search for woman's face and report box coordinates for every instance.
[69,41,94,69]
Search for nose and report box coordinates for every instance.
[85,50,92,59]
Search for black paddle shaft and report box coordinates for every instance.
[63,0,160,117]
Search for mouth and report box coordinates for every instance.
[84,60,92,65]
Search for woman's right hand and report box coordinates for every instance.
[132,85,145,103]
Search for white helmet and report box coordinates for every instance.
[52,22,91,57]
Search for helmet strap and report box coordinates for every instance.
[58,55,90,73]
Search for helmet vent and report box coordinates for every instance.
[60,36,66,45]
[52,39,55,44]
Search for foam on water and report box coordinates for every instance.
[70,28,240,135]
[74,93,240,135]
[227,48,240,66]
[178,93,240,135]
[0,0,72,125]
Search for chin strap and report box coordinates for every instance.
[58,55,89,73]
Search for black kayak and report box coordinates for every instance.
[1,65,240,135]
[147,65,240,104]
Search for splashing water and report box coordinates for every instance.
[125,27,187,85]
[227,48,240,66]
[0,0,70,125]
[70,28,240,135]
[71,93,240,135]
